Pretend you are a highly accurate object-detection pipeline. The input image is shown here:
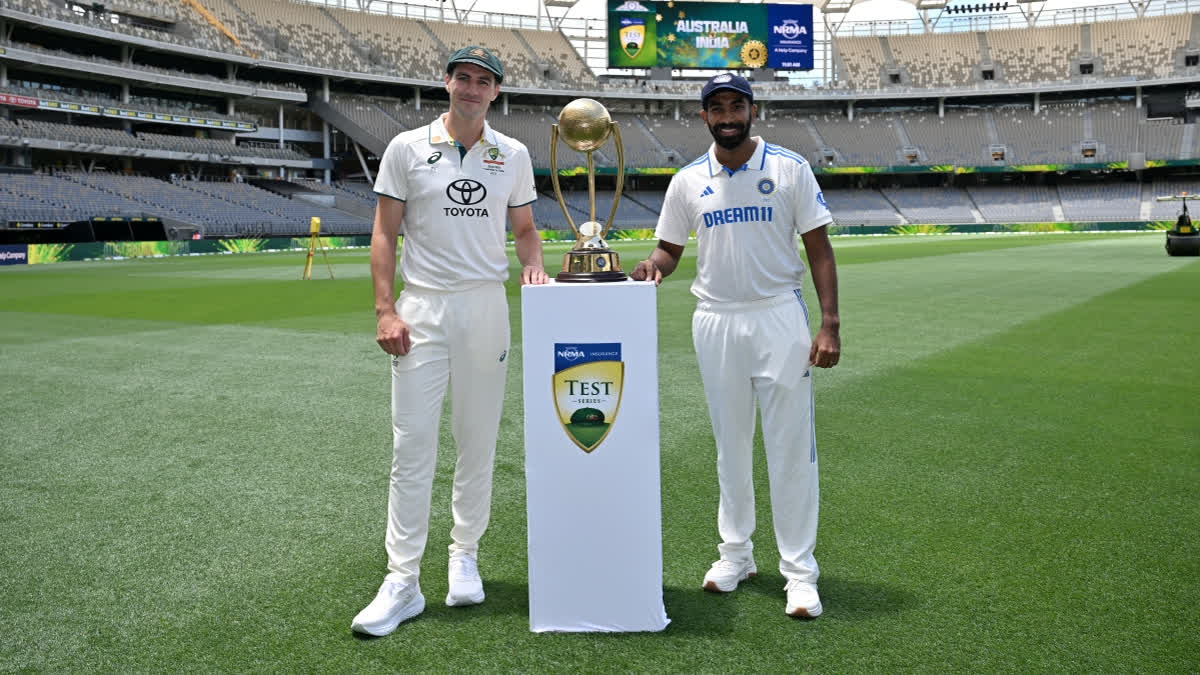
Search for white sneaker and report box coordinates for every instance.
[702,558,757,592]
[350,576,425,636]
[445,555,485,607]
[784,579,822,618]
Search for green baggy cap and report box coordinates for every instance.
[446,45,504,83]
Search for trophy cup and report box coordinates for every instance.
[550,98,628,282]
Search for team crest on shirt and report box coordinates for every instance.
[552,343,624,454]
[757,178,775,195]
[482,147,507,175]
[816,191,828,210]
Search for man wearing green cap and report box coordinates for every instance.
[352,45,548,636]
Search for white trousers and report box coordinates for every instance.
[692,291,820,583]
[385,283,510,584]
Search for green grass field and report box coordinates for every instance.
[2,233,1197,672]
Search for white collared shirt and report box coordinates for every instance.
[655,136,832,303]
[375,114,537,292]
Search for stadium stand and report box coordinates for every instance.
[758,114,825,166]
[966,184,1058,223]
[324,4,443,77]
[888,31,980,88]
[1092,13,1190,80]
[230,0,372,71]
[3,0,1200,242]
[1140,119,1192,161]
[1148,179,1200,219]
[897,109,990,166]
[517,28,599,89]
[0,172,141,222]
[821,188,904,227]
[881,186,979,224]
[810,111,899,166]
[423,20,544,87]
[1088,100,1141,162]
[834,36,889,89]
[326,96,405,147]
[984,24,1079,86]
[1057,181,1142,221]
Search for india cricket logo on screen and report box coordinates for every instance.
[553,343,624,453]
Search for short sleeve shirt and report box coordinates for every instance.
[655,137,832,303]
[375,114,537,292]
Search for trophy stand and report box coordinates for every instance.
[550,98,628,283]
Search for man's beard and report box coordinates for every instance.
[707,119,751,150]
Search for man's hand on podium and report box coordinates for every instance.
[521,265,549,285]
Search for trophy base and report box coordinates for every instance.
[556,271,629,283]
[557,249,628,283]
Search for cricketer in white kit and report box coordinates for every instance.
[631,73,841,619]
[353,46,548,637]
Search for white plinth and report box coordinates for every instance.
[521,280,669,633]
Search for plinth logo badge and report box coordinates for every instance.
[553,343,624,453]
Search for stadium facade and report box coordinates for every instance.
[1,0,1199,243]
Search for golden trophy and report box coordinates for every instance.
[550,98,628,282]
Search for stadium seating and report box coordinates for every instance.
[888,31,980,88]
[517,28,599,89]
[1147,179,1200,220]
[4,0,1199,240]
[1139,119,1191,161]
[881,186,978,224]
[324,4,443,78]
[1057,181,1142,221]
[810,112,899,166]
[895,109,991,166]
[966,184,1057,223]
[820,189,903,227]
[1092,13,1190,80]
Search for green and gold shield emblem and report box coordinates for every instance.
[619,20,646,59]
[552,343,624,453]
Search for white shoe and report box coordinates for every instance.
[702,558,757,592]
[784,579,822,618]
[445,555,485,607]
[350,576,425,636]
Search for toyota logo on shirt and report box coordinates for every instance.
[444,179,490,217]
[447,179,487,205]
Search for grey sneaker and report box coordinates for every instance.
[784,578,822,618]
[445,555,485,607]
[351,576,425,636]
[702,558,757,592]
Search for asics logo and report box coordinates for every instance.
[446,179,487,205]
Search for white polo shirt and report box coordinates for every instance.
[375,114,537,292]
[656,137,832,304]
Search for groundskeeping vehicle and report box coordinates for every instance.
[1158,193,1200,257]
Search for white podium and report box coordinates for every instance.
[521,281,669,633]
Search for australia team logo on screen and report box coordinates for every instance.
[618,17,646,58]
[553,343,624,453]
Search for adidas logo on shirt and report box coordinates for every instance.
[700,185,714,198]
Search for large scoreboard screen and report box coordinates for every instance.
[608,1,814,70]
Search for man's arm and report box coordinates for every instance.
[630,240,685,285]
[800,225,840,368]
[509,204,548,285]
[371,195,411,355]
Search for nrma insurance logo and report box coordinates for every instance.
[553,342,623,453]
